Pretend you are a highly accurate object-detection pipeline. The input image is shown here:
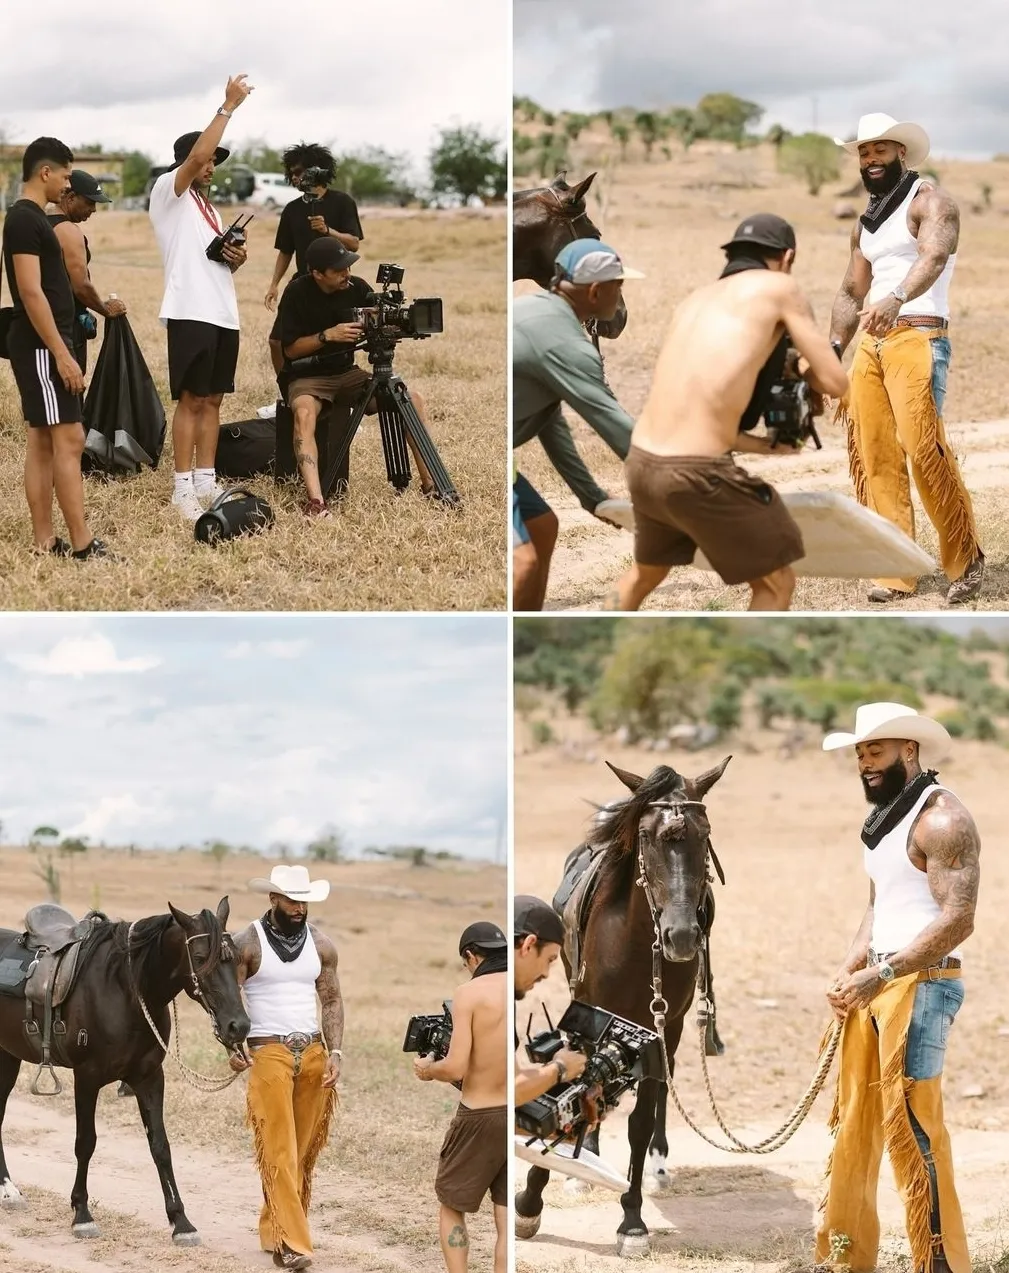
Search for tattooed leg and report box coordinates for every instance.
[292,396,324,502]
[439,1206,469,1273]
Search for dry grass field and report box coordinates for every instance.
[513,710,1009,1272]
[0,206,507,611]
[0,848,506,1273]
[514,125,1009,611]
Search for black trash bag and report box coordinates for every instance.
[82,315,166,475]
[194,486,274,546]
[216,416,276,479]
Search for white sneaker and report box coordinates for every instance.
[195,482,226,507]
[172,488,205,521]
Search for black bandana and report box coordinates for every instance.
[720,255,768,279]
[471,950,508,979]
[860,169,920,233]
[861,768,938,850]
[261,910,309,963]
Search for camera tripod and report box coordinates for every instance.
[320,343,460,506]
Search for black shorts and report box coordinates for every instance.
[167,320,239,401]
[8,334,83,428]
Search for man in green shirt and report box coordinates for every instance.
[512,239,643,609]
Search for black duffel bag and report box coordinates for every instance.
[81,315,166,475]
[216,416,277,479]
[0,252,15,359]
[194,486,274,545]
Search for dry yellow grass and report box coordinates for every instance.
[0,848,506,1272]
[514,124,1009,611]
[0,207,507,611]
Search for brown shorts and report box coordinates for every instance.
[625,447,804,585]
[287,365,377,413]
[434,1103,507,1214]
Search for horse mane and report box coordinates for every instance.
[512,185,588,218]
[93,909,229,997]
[588,766,687,857]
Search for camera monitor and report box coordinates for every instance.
[557,1001,614,1045]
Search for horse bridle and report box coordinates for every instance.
[128,921,231,1048]
[544,187,604,353]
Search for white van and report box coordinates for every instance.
[247,172,303,210]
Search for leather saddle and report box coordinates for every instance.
[19,905,108,1095]
[552,843,608,996]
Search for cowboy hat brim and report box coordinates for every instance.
[835,122,930,169]
[248,877,331,902]
[822,715,951,756]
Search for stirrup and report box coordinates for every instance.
[30,1062,62,1096]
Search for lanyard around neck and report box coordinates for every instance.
[189,188,221,233]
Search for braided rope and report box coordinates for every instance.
[137,994,241,1093]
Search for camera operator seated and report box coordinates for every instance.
[611,214,850,613]
[413,922,508,1273]
[513,896,587,1105]
[278,236,436,517]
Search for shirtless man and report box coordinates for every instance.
[228,865,344,1271]
[414,921,508,1273]
[611,214,849,612]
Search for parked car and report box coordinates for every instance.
[247,172,302,211]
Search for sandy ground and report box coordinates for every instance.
[513,721,1009,1270]
[0,850,506,1273]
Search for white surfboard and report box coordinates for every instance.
[514,1134,627,1192]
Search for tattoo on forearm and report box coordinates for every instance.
[317,941,345,1051]
[830,290,861,348]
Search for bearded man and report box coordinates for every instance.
[229,866,344,1271]
[830,114,983,605]
[817,703,980,1273]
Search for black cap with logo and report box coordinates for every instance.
[514,894,565,946]
[305,237,360,274]
[68,170,111,204]
[720,213,797,253]
[458,921,507,955]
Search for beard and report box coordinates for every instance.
[861,157,905,197]
[861,756,911,806]
[272,908,307,936]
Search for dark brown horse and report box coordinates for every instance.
[513,171,628,340]
[515,758,730,1256]
[0,898,249,1244]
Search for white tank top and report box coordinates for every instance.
[864,783,962,959]
[242,919,321,1036]
[860,178,956,319]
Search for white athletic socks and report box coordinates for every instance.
[193,467,217,495]
[174,472,194,498]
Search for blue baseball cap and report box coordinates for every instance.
[554,239,645,284]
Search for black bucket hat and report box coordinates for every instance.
[170,132,230,171]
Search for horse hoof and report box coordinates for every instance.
[643,1171,671,1196]
[72,1222,100,1239]
[173,1231,201,1247]
[0,1181,26,1209]
[515,1212,542,1240]
[563,1176,591,1196]
[616,1233,651,1258]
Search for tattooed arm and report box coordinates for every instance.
[886,793,979,978]
[829,222,872,352]
[314,928,345,1088]
[228,924,261,1071]
[900,185,960,301]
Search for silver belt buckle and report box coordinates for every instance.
[284,1032,312,1052]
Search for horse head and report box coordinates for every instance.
[166,897,250,1050]
[604,758,731,962]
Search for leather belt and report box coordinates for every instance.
[248,1031,322,1052]
[894,315,948,330]
[869,950,961,971]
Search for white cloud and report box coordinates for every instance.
[8,634,161,678]
[64,794,153,842]
[225,640,309,660]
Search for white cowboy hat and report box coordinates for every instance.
[248,864,330,903]
[834,113,931,169]
[822,702,951,758]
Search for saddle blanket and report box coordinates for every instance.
[0,938,36,996]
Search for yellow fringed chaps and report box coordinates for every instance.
[245,1043,338,1256]
[838,327,980,592]
[815,973,969,1273]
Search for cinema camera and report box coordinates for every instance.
[206,213,254,263]
[352,264,444,346]
[403,1001,454,1061]
[297,166,331,218]
[764,339,844,452]
[516,1001,662,1153]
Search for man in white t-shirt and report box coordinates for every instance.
[148,72,253,519]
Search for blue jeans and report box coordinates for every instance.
[930,334,952,418]
[904,977,965,1235]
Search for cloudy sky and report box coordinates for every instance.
[515,0,1009,159]
[0,616,507,859]
[0,0,508,174]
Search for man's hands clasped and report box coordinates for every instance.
[826,964,883,1022]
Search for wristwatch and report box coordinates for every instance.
[317,331,329,345]
[552,1058,567,1084]
[330,1048,342,1058]
[216,107,233,118]
[891,285,909,304]
[877,961,896,982]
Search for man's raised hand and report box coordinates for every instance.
[224,74,254,110]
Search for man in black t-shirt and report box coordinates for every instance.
[278,236,435,517]
[1,137,111,559]
[48,169,128,372]
[265,143,363,373]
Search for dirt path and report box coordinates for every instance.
[540,417,1009,611]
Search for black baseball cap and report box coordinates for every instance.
[306,237,360,274]
[170,132,230,171]
[458,921,507,955]
[514,894,565,946]
[720,213,797,253]
[68,170,111,204]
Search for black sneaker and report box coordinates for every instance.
[33,537,72,557]
[273,1246,312,1270]
[72,538,117,561]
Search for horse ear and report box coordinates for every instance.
[606,761,644,792]
[216,896,231,929]
[569,172,597,204]
[690,755,732,799]
[168,902,195,933]
[549,170,570,190]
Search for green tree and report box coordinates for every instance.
[589,622,720,736]
[229,138,285,172]
[205,840,230,870]
[563,113,593,143]
[777,132,841,196]
[336,148,414,203]
[666,108,698,151]
[694,92,765,144]
[707,681,743,734]
[513,96,541,122]
[611,122,631,160]
[634,111,666,160]
[307,827,346,863]
[765,123,790,151]
[121,151,154,197]
[35,854,61,903]
[59,836,89,856]
[429,124,506,202]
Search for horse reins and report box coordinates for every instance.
[544,186,604,355]
[635,801,842,1154]
[129,923,242,1093]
